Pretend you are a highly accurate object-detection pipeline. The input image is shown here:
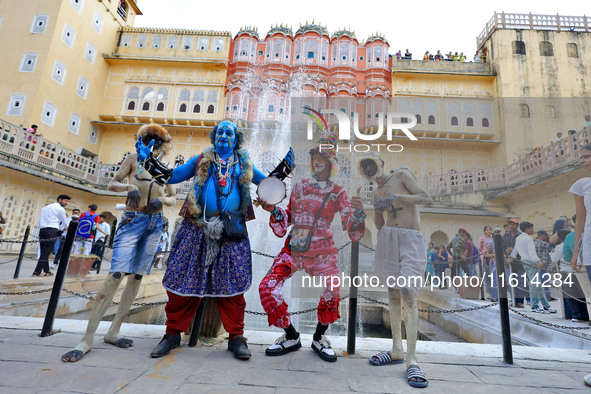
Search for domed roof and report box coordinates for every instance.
[295,20,329,37]
[266,24,293,37]
[235,26,259,39]
[332,28,357,41]
[366,33,389,45]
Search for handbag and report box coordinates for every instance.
[221,209,248,239]
[290,192,332,253]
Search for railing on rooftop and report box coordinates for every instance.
[477,12,591,49]
[0,118,588,198]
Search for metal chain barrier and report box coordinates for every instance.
[62,289,168,307]
[0,236,62,245]
[358,294,499,313]
[0,288,53,296]
[0,257,20,265]
[245,294,351,316]
[508,306,591,330]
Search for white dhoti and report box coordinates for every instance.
[374,226,427,296]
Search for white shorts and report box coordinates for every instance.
[373,226,427,296]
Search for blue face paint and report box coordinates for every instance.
[215,121,237,158]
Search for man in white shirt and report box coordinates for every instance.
[33,194,71,277]
[90,215,111,271]
[509,221,557,314]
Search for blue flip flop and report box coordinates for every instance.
[369,352,405,366]
[407,364,428,388]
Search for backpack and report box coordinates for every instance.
[473,245,479,264]
[76,212,98,238]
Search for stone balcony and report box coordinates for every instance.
[1,117,588,200]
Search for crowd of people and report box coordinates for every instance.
[395,49,487,62]
[425,212,590,324]
[31,196,170,277]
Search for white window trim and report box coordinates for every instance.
[6,94,26,116]
[70,0,84,14]
[92,11,103,34]
[52,61,67,85]
[30,14,49,34]
[19,53,37,72]
[85,42,97,64]
[77,77,89,99]
[41,102,57,127]
[68,113,81,135]
[62,24,76,48]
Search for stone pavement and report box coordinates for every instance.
[0,316,590,393]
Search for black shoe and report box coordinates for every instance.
[228,336,251,360]
[150,334,180,358]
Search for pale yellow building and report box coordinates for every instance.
[0,1,229,250]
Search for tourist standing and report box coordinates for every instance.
[33,195,71,277]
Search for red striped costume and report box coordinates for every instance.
[259,178,365,328]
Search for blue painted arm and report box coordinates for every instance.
[252,163,266,185]
[168,155,200,184]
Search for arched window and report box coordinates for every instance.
[428,115,435,124]
[156,102,164,111]
[567,43,579,58]
[512,40,526,55]
[179,103,187,113]
[207,104,214,114]
[179,89,190,101]
[268,105,275,112]
[482,118,489,127]
[193,104,201,113]
[206,90,217,102]
[127,101,135,110]
[193,90,204,102]
[141,88,154,111]
[466,117,474,127]
[539,41,553,56]
[415,115,422,124]
[451,116,458,126]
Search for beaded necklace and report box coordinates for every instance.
[214,153,238,198]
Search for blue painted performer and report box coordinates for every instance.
[139,120,294,360]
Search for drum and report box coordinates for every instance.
[256,176,287,205]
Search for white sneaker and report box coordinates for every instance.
[265,334,301,356]
[531,307,549,314]
[544,306,557,314]
[50,264,58,271]
[311,335,337,362]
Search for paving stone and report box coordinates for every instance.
[240,369,351,391]
[515,359,590,372]
[176,382,276,394]
[0,360,147,393]
[467,365,582,389]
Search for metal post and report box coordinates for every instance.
[347,241,360,355]
[188,299,207,347]
[13,225,30,279]
[493,231,513,364]
[41,220,78,337]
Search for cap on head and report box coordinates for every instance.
[309,132,339,178]
[508,218,519,224]
[458,228,468,234]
